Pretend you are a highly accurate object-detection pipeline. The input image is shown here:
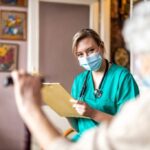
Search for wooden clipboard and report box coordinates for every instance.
[42,83,88,118]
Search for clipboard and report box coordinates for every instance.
[42,83,88,118]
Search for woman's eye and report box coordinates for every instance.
[88,49,95,54]
[76,53,83,57]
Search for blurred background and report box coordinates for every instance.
[0,0,145,149]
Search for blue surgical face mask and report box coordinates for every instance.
[78,52,102,71]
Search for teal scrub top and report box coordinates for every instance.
[70,63,139,140]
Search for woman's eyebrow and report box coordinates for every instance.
[76,46,94,54]
[86,47,94,51]
[75,51,83,56]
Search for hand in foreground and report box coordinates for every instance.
[11,70,43,115]
[12,70,61,149]
[70,99,96,118]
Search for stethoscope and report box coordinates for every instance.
[79,59,109,99]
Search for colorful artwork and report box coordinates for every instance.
[0,0,27,7]
[0,10,27,40]
[0,43,18,72]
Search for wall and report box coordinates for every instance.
[39,2,89,91]
[0,5,27,150]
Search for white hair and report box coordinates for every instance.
[123,1,150,52]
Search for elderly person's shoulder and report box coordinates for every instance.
[119,90,150,114]
[110,91,150,128]
[104,91,150,150]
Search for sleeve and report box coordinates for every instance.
[116,72,139,112]
[107,95,150,150]
[49,124,112,150]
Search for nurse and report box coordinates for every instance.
[69,28,139,141]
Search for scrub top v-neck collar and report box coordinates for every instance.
[89,61,110,99]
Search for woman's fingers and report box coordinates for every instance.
[72,103,85,109]
[70,99,77,104]
[75,108,85,115]
[73,104,85,115]
[70,99,84,105]
[70,99,93,116]
[71,100,86,115]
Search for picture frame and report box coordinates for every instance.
[0,42,19,72]
[0,0,27,7]
[0,10,27,40]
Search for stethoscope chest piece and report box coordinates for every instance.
[94,89,102,98]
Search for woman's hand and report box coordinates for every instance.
[70,99,96,118]
[70,99,113,122]
[11,70,43,116]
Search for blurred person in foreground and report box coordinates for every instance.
[11,1,150,150]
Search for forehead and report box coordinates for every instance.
[76,37,98,52]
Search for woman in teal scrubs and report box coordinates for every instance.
[69,29,139,141]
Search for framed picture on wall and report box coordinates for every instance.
[0,10,27,40]
[0,43,19,72]
[0,0,27,7]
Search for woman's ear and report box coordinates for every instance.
[98,46,104,56]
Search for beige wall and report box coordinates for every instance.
[39,2,89,92]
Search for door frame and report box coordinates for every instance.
[27,0,100,72]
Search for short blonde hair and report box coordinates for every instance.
[72,28,104,55]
